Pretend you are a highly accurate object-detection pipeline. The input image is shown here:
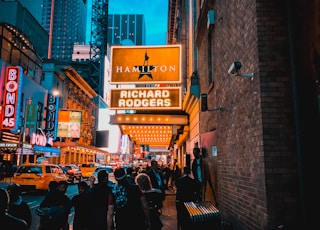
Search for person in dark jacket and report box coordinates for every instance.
[0,188,28,229]
[71,181,89,230]
[113,167,150,230]
[7,183,32,229]
[86,169,114,230]
[175,166,199,230]
[191,147,203,201]
[37,181,72,230]
[147,160,166,201]
[135,173,164,230]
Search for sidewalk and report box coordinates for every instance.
[161,189,177,230]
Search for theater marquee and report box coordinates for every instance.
[110,87,181,110]
[110,45,181,84]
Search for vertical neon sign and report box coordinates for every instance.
[1,66,22,132]
[44,94,59,141]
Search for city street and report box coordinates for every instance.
[0,180,178,230]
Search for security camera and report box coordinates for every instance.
[228,61,242,75]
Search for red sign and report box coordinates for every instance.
[1,66,22,131]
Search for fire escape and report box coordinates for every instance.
[89,0,108,99]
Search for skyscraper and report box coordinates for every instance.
[42,0,88,60]
[108,14,146,45]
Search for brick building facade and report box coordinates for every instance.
[170,0,318,229]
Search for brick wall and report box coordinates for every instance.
[195,0,316,229]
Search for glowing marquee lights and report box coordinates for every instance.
[109,87,181,110]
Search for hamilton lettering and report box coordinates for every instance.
[115,65,176,73]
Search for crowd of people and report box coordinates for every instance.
[0,149,204,230]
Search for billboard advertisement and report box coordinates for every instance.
[57,109,82,138]
[110,45,181,84]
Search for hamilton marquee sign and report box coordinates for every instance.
[109,87,181,110]
[110,45,181,84]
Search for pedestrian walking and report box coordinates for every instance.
[162,163,172,190]
[135,173,164,230]
[88,175,95,188]
[86,169,114,230]
[172,164,182,190]
[7,183,32,229]
[125,166,136,184]
[191,147,204,201]
[147,160,166,201]
[0,188,28,229]
[113,167,150,230]
[71,181,89,230]
[175,166,199,230]
[36,181,72,230]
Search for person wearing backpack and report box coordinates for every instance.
[113,167,150,230]
[135,173,164,230]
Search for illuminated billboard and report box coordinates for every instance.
[57,110,82,138]
[110,45,181,84]
[109,87,181,110]
[1,66,23,132]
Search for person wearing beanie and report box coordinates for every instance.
[0,188,28,229]
[7,183,32,229]
[113,167,150,230]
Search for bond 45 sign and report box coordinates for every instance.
[1,66,22,132]
[110,87,181,110]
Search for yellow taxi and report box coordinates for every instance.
[79,163,98,178]
[13,163,68,192]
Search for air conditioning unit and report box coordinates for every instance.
[207,10,215,29]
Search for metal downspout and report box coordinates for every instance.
[286,0,306,228]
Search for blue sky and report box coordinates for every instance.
[108,0,168,45]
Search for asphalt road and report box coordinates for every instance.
[1,180,78,230]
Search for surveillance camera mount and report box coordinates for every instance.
[207,106,223,111]
[228,61,255,78]
[237,73,255,78]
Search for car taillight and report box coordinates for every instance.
[36,173,45,178]
[13,173,20,178]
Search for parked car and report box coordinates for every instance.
[92,165,116,185]
[13,163,68,192]
[60,164,82,184]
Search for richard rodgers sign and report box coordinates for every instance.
[109,87,181,110]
